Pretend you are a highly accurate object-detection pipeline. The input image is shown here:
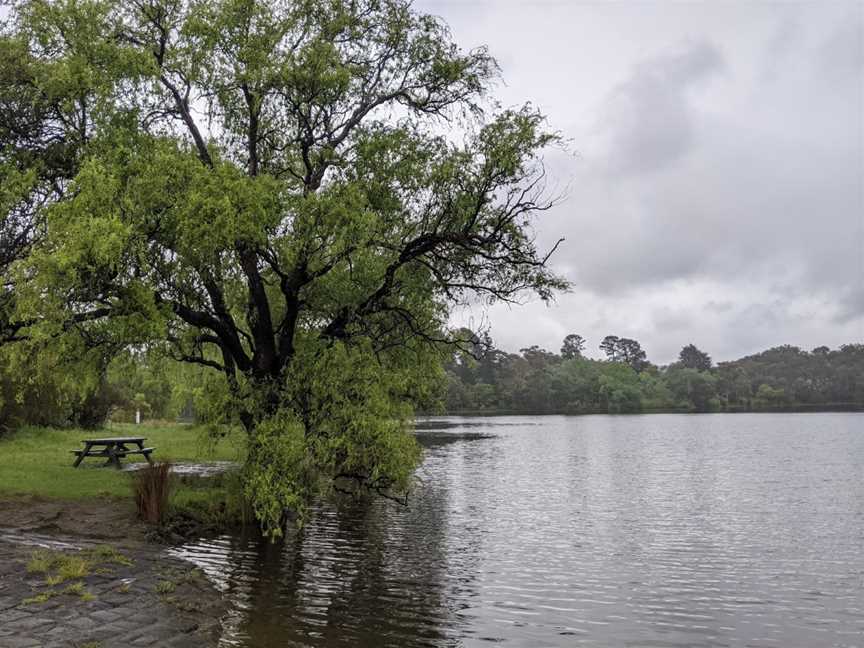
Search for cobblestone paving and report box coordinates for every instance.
[0,533,224,648]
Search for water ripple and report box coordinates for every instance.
[174,413,864,647]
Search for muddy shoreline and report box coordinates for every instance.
[0,496,227,648]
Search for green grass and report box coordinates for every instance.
[155,579,176,594]
[63,581,85,595]
[57,555,91,581]
[22,589,58,605]
[0,423,245,500]
[26,551,55,574]
[87,544,135,566]
[22,546,135,606]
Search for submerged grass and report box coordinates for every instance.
[155,580,176,595]
[22,589,59,605]
[27,549,90,583]
[21,546,134,606]
[0,423,245,500]
[87,544,134,566]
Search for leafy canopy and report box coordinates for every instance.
[2,0,566,535]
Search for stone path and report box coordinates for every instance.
[0,532,225,648]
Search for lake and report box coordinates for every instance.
[173,413,864,647]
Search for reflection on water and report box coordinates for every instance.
[172,413,864,647]
[123,461,239,476]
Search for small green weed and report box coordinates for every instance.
[86,545,133,567]
[27,550,56,574]
[154,580,176,594]
[57,556,91,581]
[22,589,58,605]
[63,581,85,595]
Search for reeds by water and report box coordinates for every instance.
[133,461,172,524]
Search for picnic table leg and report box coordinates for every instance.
[135,440,155,465]
[73,442,91,468]
[104,445,122,469]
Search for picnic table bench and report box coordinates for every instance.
[71,437,155,469]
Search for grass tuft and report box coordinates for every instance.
[22,589,58,605]
[154,580,176,594]
[45,574,65,586]
[134,462,173,524]
[63,581,85,595]
[86,545,133,566]
[27,550,55,574]
[57,555,91,581]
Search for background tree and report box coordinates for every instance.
[679,344,712,371]
[560,333,586,359]
[618,338,648,372]
[440,335,864,416]
[664,366,717,412]
[600,335,648,372]
[597,362,641,413]
[4,0,567,534]
[599,335,620,361]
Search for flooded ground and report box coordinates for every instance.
[174,413,864,647]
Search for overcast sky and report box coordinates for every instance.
[420,0,864,364]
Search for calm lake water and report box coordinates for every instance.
[173,413,864,647]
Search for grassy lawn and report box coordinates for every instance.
[0,422,246,500]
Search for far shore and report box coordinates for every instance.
[421,404,864,418]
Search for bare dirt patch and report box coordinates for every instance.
[0,496,147,544]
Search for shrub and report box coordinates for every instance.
[134,462,173,524]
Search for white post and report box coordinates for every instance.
[135,409,141,425]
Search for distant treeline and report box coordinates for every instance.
[441,333,864,414]
[2,333,861,432]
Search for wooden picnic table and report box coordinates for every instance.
[71,436,155,469]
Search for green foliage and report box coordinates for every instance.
[441,335,864,415]
[754,383,787,407]
[0,342,121,430]
[560,333,586,360]
[597,362,642,413]
[164,472,250,537]
[155,580,176,595]
[666,367,718,412]
[679,344,712,371]
[243,340,426,537]
[2,0,566,535]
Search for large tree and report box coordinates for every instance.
[560,333,585,359]
[3,0,566,533]
[600,335,648,372]
[0,28,93,343]
[678,343,712,371]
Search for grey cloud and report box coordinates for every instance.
[557,20,862,314]
[433,1,863,361]
[818,11,864,78]
[834,284,864,324]
[597,41,724,176]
